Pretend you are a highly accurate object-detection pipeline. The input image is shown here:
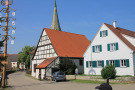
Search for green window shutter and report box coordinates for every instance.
[92,46,95,52]
[106,30,108,36]
[100,31,102,37]
[115,60,120,67]
[107,44,110,51]
[92,61,97,67]
[126,59,130,67]
[106,60,109,65]
[116,43,119,50]
[86,61,89,68]
[102,60,104,67]
[100,45,102,52]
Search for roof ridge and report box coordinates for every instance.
[104,23,135,33]
[104,23,135,51]
[44,28,86,36]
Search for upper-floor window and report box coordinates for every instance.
[110,43,116,51]
[95,45,100,52]
[107,43,118,51]
[92,45,102,52]
[100,30,108,37]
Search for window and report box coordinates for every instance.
[89,61,92,67]
[100,30,108,37]
[102,31,107,37]
[108,43,118,51]
[97,61,102,67]
[79,60,83,66]
[34,64,37,72]
[109,60,115,66]
[93,45,102,52]
[120,60,126,67]
[95,45,100,52]
[110,43,116,51]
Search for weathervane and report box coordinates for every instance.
[0,0,16,88]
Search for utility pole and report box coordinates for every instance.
[0,0,16,88]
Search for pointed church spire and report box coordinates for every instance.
[50,0,61,31]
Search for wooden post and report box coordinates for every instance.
[2,0,9,88]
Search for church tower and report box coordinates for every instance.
[50,0,61,31]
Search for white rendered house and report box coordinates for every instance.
[84,22,135,76]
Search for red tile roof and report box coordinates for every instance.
[0,54,19,62]
[35,57,58,69]
[104,23,135,51]
[45,28,90,58]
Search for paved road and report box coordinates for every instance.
[8,72,135,90]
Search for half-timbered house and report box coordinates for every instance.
[31,0,90,79]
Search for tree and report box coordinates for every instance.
[0,40,6,71]
[17,46,35,69]
[57,57,77,75]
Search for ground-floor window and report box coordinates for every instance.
[109,60,115,66]
[34,64,37,72]
[89,61,92,67]
[97,61,102,67]
[79,60,83,66]
[120,59,126,67]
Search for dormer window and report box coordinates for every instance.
[100,30,108,37]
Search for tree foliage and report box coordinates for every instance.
[57,57,77,75]
[101,65,116,79]
[0,40,5,71]
[17,46,35,69]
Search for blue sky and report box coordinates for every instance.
[0,0,135,54]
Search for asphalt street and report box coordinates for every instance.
[7,72,135,90]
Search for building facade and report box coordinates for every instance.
[84,22,135,76]
[31,0,90,79]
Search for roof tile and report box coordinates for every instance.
[45,28,90,58]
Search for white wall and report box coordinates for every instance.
[32,59,44,77]
[84,24,134,76]
[122,34,135,47]
[11,62,17,68]
[33,57,59,79]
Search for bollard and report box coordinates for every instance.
[38,73,41,81]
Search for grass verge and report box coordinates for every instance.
[25,73,39,80]
[69,79,134,84]
[0,86,12,90]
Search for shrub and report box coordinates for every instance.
[101,65,116,79]
[57,57,77,75]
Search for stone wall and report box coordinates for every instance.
[66,75,135,82]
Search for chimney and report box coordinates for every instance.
[113,21,117,28]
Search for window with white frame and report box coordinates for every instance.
[110,43,116,51]
[120,59,126,67]
[109,60,115,66]
[95,45,100,52]
[97,61,102,67]
[102,31,106,37]
[89,61,92,67]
